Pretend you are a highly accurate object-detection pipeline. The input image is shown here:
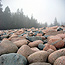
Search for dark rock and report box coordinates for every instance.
[57,27,63,31]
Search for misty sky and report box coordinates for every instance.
[2,0,65,25]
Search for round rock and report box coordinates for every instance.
[29,62,51,65]
[54,56,65,65]
[28,40,43,47]
[0,53,27,65]
[13,39,28,47]
[0,39,18,55]
[38,43,45,50]
[28,51,49,63]
[48,48,65,64]
[17,45,34,58]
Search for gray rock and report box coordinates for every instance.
[26,36,43,42]
[0,53,27,65]
[38,44,45,50]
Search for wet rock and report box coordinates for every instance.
[48,48,65,64]
[29,62,51,65]
[54,56,65,65]
[13,39,28,47]
[0,53,27,65]
[28,51,49,63]
[28,40,43,47]
[17,45,34,58]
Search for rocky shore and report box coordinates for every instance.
[0,26,65,65]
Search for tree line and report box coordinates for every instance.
[0,0,64,30]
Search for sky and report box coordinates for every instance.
[2,0,65,25]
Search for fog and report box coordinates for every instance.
[2,0,65,24]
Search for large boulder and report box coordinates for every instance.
[28,51,49,63]
[28,40,43,47]
[0,53,27,65]
[54,56,65,65]
[48,48,65,64]
[0,39,18,55]
[13,39,28,47]
[29,62,51,65]
[17,45,34,58]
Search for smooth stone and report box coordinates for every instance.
[17,45,34,58]
[38,44,45,50]
[43,44,56,51]
[0,53,27,65]
[54,56,65,65]
[26,36,43,42]
[0,39,18,55]
[28,51,49,63]
[29,62,51,65]
[28,40,43,47]
[31,47,40,52]
[13,39,28,47]
[48,49,65,64]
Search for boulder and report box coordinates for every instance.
[43,44,56,51]
[48,38,64,48]
[17,45,34,58]
[0,53,27,65]
[0,39,18,55]
[47,49,54,55]
[56,34,65,39]
[26,36,43,42]
[48,48,65,64]
[13,39,28,47]
[28,51,49,63]
[57,27,63,31]
[29,62,51,65]
[9,36,26,42]
[38,44,45,50]
[28,40,43,47]
[54,56,65,65]
[31,47,40,52]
